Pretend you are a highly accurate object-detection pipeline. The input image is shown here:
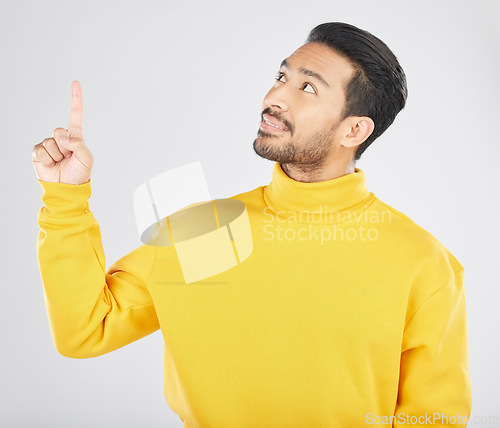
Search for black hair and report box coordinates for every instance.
[307,22,407,161]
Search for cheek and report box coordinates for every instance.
[296,108,336,134]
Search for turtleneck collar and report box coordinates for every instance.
[263,162,375,224]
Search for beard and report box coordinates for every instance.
[253,120,340,169]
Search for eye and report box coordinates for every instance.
[302,83,316,94]
[275,72,286,83]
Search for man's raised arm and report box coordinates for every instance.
[33,81,159,358]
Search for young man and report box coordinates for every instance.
[33,23,471,427]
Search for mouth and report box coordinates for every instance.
[260,113,289,133]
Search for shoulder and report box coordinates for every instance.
[370,196,464,274]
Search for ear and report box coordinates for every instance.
[341,116,375,148]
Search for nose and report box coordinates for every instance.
[263,84,290,112]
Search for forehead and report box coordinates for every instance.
[283,42,355,88]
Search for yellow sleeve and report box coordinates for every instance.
[36,179,160,359]
[395,268,472,426]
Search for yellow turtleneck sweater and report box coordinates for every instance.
[37,163,471,427]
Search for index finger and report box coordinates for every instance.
[69,80,83,131]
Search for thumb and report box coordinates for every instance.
[57,127,82,152]
[62,134,93,166]
[56,130,78,157]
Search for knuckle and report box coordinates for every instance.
[52,127,67,138]
[41,151,55,165]
[32,144,54,166]
[42,138,55,148]
[34,145,46,157]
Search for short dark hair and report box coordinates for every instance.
[307,22,407,161]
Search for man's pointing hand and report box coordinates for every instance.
[32,81,94,185]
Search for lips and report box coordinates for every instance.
[261,113,289,132]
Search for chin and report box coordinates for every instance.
[253,137,289,163]
[253,138,274,161]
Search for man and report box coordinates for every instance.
[33,22,471,427]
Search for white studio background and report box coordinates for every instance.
[1,0,498,427]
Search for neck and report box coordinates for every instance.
[280,160,356,183]
[264,162,373,224]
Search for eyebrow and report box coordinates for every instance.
[280,58,330,88]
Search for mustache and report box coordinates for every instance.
[261,107,294,135]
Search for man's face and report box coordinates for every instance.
[253,42,355,167]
